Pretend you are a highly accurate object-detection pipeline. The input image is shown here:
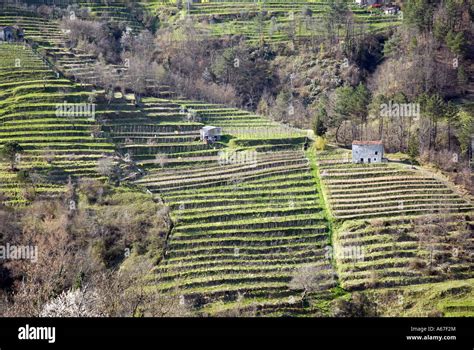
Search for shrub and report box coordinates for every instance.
[78,178,106,204]
[314,136,327,151]
[302,5,313,17]
[97,157,120,182]
[2,184,172,316]
[0,141,24,171]
[332,292,378,317]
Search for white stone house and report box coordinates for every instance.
[352,140,384,163]
[355,0,379,6]
[383,6,399,15]
[200,126,222,143]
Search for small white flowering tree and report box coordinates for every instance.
[40,288,107,317]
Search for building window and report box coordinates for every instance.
[375,151,378,155]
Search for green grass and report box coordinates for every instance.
[0,43,115,205]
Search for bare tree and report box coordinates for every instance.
[289,264,333,301]
[91,258,190,317]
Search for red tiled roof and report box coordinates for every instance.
[352,140,383,145]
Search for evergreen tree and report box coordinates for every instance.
[408,133,420,165]
[0,141,24,171]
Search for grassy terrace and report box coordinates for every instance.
[2,1,468,316]
[0,43,113,205]
[367,278,474,316]
[149,0,401,44]
[0,10,91,80]
[0,8,142,87]
[75,1,144,31]
[316,147,474,220]
[315,146,474,295]
[334,214,473,291]
[95,92,334,314]
[144,148,335,315]
[100,96,209,166]
[100,96,310,166]
[176,100,309,151]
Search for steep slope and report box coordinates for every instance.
[316,147,473,219]
[148,0,401,45]
[0,6,137,86]
[98,96,336,315]
[0,43,114,205]
[315,146,474,311]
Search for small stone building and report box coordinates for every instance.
[200,126,222,143]
[352,140,384,164]
[355,0,385,6]
[383,6,399,15]
[0,27,14,42]
[0,26,24,42]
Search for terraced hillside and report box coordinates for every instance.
[370,278,474,317]
[0,8,63,49]
[144,149,335,315]
[1,0,471,318]
[74,0,145,31]
[96,96,336,315]
[100,97,217,169]
[315,146,474,312]
[0,43,114,205]
[100,96,309,167]
[3,0,402,46]
[0,6,137,86]
[335,213,473,290]
[148,0,401,44]
[316,147,474,220]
